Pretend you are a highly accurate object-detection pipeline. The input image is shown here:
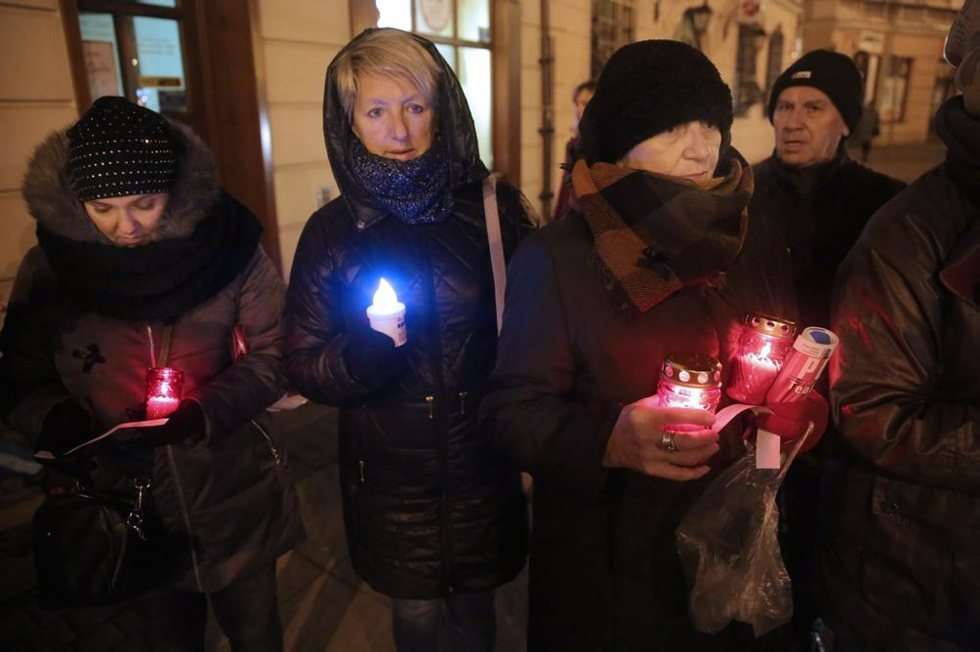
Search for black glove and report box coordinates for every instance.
[36,400,96,456]
[344,326,407,386]
[119,400,206,448]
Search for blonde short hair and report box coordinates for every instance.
[333,29,442,119]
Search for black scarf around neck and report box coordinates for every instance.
[770,144,847,197]
[350,137,452,224]
[37,192,262,323]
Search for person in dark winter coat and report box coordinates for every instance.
[728,50,906,649]
[818,30,980,652]
[481,40,825,651]
[284,28,533,652]
[743,49,906,330]
[0,96,303,651]
[553,80,596,221]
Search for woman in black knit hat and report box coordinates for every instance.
[0,96,303,651]
[482,40,825,650]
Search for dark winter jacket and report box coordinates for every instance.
[284,31,532,599]
[738,148,905,329]
[819,96,980,651]
[480,167,787,649]
[0,122,303,593]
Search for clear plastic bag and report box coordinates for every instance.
[675,429,809,637]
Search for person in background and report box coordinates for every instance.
[724,50,906,649]
[552,80,596,221]
[482,40,826,651]
[284,28,533,652]
[0,96,302,651]
[742,49,905,331]
[852,101,880,163]
[819,9,980,650]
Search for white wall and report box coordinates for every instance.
[0,0,78,320]
[519,0,592,219]
[255,0,352,279]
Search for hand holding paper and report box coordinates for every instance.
[757,391,829,454]
[118,400,205,448]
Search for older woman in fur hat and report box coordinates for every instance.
[0,96,302,651]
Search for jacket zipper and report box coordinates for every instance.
[420,237,455,593]
[166,445,205,591]
[250,418,282,466]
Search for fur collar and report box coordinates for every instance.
[21,120,220,244]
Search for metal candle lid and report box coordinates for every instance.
[744,313,796,338]
[660,353,723,388]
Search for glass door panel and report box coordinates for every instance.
[79,12,125,100]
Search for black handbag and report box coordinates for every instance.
[32,474,175,608]
[32,325,179,609]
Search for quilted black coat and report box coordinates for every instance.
[284,31,532,599]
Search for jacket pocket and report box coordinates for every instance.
[860,474,963,632]
[362,400,439,451]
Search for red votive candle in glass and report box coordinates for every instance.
[727,313,796,405]
[657,353,723,417]
[145,367,184,419]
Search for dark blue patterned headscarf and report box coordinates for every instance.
[350,136,452,224]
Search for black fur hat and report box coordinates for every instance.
[579,40,733,164]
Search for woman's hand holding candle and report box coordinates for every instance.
[347,278,409,386]
[603,395,719,481]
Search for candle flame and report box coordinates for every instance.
[759,341,772,359]
[372,278,400,310]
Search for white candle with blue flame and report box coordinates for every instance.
[366,278,407,347]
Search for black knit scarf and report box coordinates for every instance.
[350,137,452,224]
[935,95,980,208]
[767,143,847,197]
[571,155,752,312]
[37,193,262,323]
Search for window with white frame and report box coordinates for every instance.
[591,0,634,79]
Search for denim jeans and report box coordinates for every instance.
[391,590,496,652]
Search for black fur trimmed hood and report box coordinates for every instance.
[21,119,220,244]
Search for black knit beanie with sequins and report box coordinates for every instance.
[67,96,177,202]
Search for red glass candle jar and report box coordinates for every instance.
[657,353,723,413]
[145,367,183,419]
[727,314,796,405]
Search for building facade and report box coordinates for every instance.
[0,0,958,317]
[802,0,959,146]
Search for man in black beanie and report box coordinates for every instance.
[740,49,905,330]
[727,49,906,651]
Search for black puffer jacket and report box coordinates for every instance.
[285,31,532,599]
[739,148,905,329]
[0,122,303,593]
[819,96,980,651]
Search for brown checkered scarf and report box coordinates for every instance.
[571,155,752,312]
